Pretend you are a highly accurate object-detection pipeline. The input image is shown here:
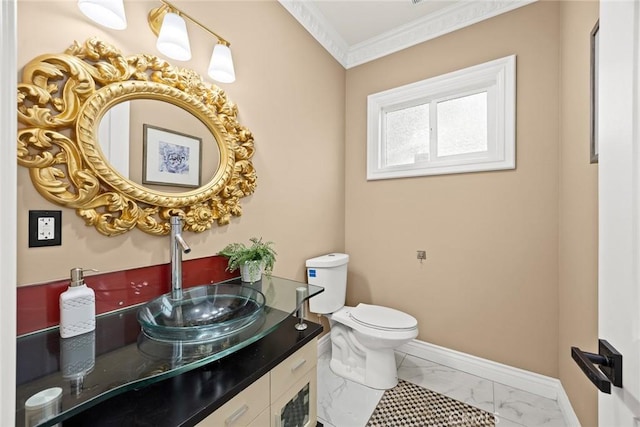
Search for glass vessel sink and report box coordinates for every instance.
[137,282,266,342]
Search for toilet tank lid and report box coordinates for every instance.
[306,253,349,268]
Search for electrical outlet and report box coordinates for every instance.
[29,210,62,247]
[38,217,55,240]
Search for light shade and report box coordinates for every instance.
[208,43,236,83]
[77,0,127,30]
[156,12,192,61]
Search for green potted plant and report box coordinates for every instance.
[218,237,277,283]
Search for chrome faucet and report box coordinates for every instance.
[170,216,191,299]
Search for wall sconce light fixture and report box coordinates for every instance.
[77,0,235,83]
[78,0,127,30]
[153,8,191,61]
[148,1,235,83]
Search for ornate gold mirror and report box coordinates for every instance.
[17,38,256,236]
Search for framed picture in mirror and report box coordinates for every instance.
[590,19,599,164]
[143,124,202,188]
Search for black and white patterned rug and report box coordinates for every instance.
[366,380,495,427]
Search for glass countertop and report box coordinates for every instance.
[16,276,323,427]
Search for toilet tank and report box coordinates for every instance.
[306,253,349,314]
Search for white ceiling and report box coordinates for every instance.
[278,0,536,68]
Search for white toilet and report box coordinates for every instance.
[306,253,418,390]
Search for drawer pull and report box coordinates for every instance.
[225,404,249,426]
[291,359,306,372]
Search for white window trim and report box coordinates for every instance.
[367,55,516,180]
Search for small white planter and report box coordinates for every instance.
[240,261,265,283]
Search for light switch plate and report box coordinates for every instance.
[29,210,62,247]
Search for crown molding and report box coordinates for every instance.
[278,0,350,67]
[278,0,537,69]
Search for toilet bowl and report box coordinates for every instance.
[306,253,419,390]
[328,303,418,389]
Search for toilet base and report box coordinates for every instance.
[329,323,399,390]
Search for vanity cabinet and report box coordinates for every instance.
[198,338,318,427]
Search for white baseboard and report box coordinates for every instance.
[317,335,580,426]
[399,340,559,398]
[555,383,581,427]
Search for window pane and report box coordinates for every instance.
[436,92,487,157]
[385,104,429,166]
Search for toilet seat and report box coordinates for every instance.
[349,303,417,332]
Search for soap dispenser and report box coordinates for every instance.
[59,268,97,338]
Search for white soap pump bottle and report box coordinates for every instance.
[59,268,97,338]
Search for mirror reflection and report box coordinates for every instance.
[98,100,220,193]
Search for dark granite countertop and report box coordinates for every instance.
[63,316,322,426]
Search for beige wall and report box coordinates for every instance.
[344,2,598,423]
[17,1,346,285]
[558,2,599,426]
[345,2,561,377]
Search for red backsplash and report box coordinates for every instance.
[17,255,236,336]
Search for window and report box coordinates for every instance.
[367,55,516,180]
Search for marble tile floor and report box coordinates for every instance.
[317,351,568,427]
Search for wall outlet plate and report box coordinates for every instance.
[29,210,62,247]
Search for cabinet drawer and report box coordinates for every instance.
[198,373,269,427]
[270,339,317,400]
[248,406,271,427]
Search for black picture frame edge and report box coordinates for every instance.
[590,19,599,164]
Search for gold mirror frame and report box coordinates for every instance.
[17,38,256,236]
